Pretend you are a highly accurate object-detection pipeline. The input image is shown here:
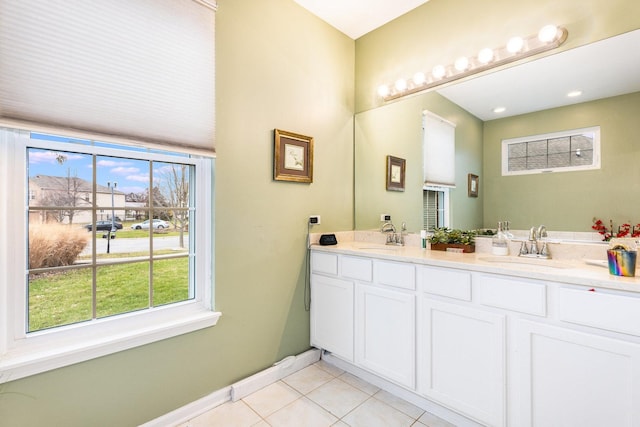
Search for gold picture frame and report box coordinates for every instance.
[386,155,406,192]
[468,173,479,197]
[274,129,314,183]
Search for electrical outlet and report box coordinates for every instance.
[380,214,391,222]
[309,215,321,225]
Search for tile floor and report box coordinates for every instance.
[178,360,457,427]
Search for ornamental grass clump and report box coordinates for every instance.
[29,223,89,269]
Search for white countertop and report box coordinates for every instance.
[311,241,640,294]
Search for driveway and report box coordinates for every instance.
[81,235,189,255]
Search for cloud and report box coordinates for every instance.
[126,174,150,183]
[29,151,84,164]
[96,159,120,167]
[112,166,140,175]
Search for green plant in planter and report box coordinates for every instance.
[428,228,476,245]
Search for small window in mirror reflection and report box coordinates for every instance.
[423,187,449,230]
[502,126,600,176]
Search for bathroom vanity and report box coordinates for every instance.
[310,240,640,427]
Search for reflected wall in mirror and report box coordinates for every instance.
[354,0,640,234]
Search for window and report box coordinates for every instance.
[0,127,219,382]
[423,187,450,231]
[423,111,456,188]
[502,126,601,175]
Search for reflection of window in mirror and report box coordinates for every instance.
[423,186,450,230]
[502,126,600,175]
[423,111,454,231]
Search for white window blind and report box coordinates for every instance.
[423,111,456,187]
[0,0,216,153]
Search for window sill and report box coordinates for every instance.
[1,305,221,384]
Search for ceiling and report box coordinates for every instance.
[294,0,429,39]
[294,1,640,120]
[437,29,640,120]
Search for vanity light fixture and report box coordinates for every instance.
[377,24,568,102]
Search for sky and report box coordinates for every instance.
[28,133,188,195]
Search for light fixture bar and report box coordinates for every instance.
[379,26,568,102]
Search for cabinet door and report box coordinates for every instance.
[517,320,640,427]
[310,274,354,361]
[355,284,415,388]
[419,298,506,427]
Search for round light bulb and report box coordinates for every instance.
[493,107,506,114]
[432,65,446,79]
[395,79,407,91]
[506,36,524,53]
[454,56,469,72]
[477,48,494,64]
[567,90,583,97]
[538,24,559,43]
[377,84,390,97]
[413,72,426,85]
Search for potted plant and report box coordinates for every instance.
[428,228,476,253]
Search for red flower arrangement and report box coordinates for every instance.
[592,218,640,241]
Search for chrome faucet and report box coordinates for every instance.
[519,224,550,258]
[381,221,396,234]
[381,221,405,246]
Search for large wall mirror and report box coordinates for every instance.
[354,29,640,234]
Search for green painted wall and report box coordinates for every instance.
[355,92,483,231]
[483,91,640,232]
[0,1,354,425]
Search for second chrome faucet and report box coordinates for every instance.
[519,224,550,258]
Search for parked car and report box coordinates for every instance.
[130,219,170,230]
[85,220,123,231]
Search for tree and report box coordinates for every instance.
[160,164,189,248]
[39,169,83,224]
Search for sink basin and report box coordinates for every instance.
[355,245,401,251]
[478,256,571,269]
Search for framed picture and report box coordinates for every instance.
[468,173,479,197]
[386,155,406,192]
[274,129,313,183]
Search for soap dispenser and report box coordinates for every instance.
[492,221,509,256]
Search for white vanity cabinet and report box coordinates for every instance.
[514,286,640,427]
[418,267,506,427]
[355,260,416,388]
[310,247,640,427]
[310,252,357,362]
[516,320,640,427]
[310,273,354,361]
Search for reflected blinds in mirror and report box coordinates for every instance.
[423,111,456,187]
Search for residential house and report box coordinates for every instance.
[28,174,126,225]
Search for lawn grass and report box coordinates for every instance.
[28,257,189,332]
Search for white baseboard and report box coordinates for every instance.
[139,348,321,427]
[231,348,320,401]
[139,386,231,427]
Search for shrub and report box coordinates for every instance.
[29,224,90,269]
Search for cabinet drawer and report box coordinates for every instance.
[419,266,471,301]
[478,275,547,316]
[311,252,338,275]
[341,256,373,282]
[559,287,640,337]
[375,260,415,290]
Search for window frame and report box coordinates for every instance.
[501,126,601,176]
[423,186,450,231]
[0,127,219,384]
